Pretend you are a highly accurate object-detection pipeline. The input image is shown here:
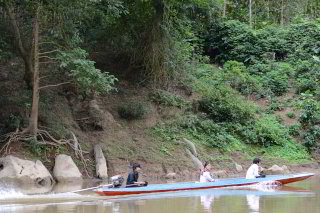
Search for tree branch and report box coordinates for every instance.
[39,49,60,55]
[39,61,58,64]
[39,82,71,90]
[39,56,58,60]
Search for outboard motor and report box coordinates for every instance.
[110,175,124,188]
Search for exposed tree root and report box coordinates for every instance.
[0,129,91,177]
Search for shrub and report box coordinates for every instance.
[223,61,262,95]
[303,126,320,151]
[149,90,187,108]
[289,123,301,136]
[287,112,296,119]
[118,102,147,120]
[198,85,256,124]
[295,60,320,94]
[267,99,285,112]
[298,95,320,126]
[205,20,261,64]
[254,115,292,147]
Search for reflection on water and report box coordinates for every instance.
[246,195,259,213]
[0,176,318,213]
[200,195,218,212]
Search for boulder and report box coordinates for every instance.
[165,172,177,179]
[265,164,290,175]
[53,154,82,182]
[235,163,243,172]
[94,144,108,179]
[0,155,54,189]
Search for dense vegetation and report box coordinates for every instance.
[0,0,319,162]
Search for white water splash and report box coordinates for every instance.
[0,188,26,200]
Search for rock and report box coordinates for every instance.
[0,155,54,188]
[212,170,228,178]
[165,172,177,179]
[235,163,243,172]
[53,154,82,182]
[94,144,108,180]
[265,164,290,175]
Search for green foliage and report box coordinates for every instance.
[267,99,285,112]
[27,138,50,156]
[289,123,301,136]
[58,48,117,95]
[295,60,320,94]
[297,94,320,126]
[287,112,296,119]
[206,20,261,64]
[254,115,292,147]
[198,85,256,124]
[118,102,147,120]
[149,90,188,108]
[303,126,320,151]
[263,143,310,162]
[223,61,262,95]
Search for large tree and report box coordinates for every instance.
[0,0,117,146]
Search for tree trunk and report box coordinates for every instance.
[27,7,40,136]
[4,4,33,89]
[267,0,270,20]
[280,0,284,26]
[223,0,227,17]
[249,0,252,28]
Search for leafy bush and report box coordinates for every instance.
[295,60,320,94]
[286,20,320,61]
[198,85,256,124]
[256,26,290,61]
[118,102,147,120]
[254,115,292,147]
[206,20,261,64]
[267,99,285,112]
[297,95,320,126]
[222,61,262,95]
[287,112,296,119]
[149,90,188,108]
[303,126,320,151]
[289,123,301,136]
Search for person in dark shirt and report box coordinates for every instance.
[126,163,148,187]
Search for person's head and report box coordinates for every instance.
[203,162,212,170]
[132,163,141,172]
[253,158,261,165]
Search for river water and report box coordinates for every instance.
[0,176,319,213]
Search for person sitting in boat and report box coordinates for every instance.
[246,158,266,179]
[126,163,148,187]
[200,162,215,182]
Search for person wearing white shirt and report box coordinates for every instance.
[200,162,215,182]
[246,158,264,179]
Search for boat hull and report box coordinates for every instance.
[95,173,314,196]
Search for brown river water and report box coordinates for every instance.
[0,176,319,213]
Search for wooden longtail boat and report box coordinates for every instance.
[95,173,314,196]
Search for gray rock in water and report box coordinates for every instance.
[0,155,54,188]
[53,154,82,182]
[94,144,108,180]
